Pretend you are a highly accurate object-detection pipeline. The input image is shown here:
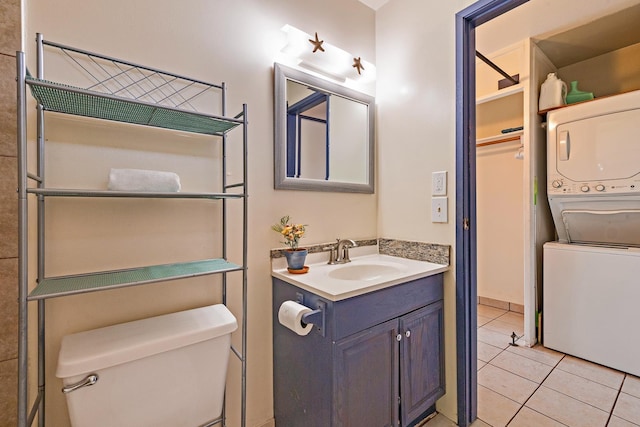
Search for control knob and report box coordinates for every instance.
[580,185,590,192]
[595,184,605,192]
[551,180,563,188]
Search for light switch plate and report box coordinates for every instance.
[432,197,448,223]
[432,171,447,196]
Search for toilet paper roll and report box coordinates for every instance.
[278,301,313,336]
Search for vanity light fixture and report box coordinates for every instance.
[279,24,376,84]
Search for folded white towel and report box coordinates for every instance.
[107,168,181,192]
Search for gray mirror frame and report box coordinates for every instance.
[274,63,375,193]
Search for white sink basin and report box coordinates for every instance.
[327,263,406,281]
[272,253,448,301]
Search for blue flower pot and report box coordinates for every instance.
[284,249,308,270]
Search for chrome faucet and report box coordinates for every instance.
[335,239,357,263]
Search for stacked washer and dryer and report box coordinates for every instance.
[544,90,640,377]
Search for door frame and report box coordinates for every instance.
[454,1,529,425]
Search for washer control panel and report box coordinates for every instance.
[548,174,640,195]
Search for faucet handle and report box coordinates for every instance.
[323,244,338,264]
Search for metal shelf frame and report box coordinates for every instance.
[17,33,248,427]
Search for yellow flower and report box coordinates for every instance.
[272,216,308,250]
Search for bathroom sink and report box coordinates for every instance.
[328,263,405,281]
[272,253,448,301]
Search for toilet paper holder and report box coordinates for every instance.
[296,293,326,337]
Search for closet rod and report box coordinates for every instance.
[477,135,521,147]
[476,51,519,85]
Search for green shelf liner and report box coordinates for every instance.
[26,77,240,136]
[29,258,241,300]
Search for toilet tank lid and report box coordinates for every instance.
[56,304,237,378]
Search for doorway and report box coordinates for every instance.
[455,1,529,426]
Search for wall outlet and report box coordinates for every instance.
[432,171,447,196]
[432,197,448,223]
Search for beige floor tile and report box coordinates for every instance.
[478,327,511,349]
[508,406,565,427]
[557,355,625,389]
[478,340,503,363]
[477,304,508,319]
[478,315,493,327]
[542,368,618,412]
[613,393,640,425]
[622,375,640,399]
[496,311,524,327]
[526,386,609,427]
[478,364,538,404]
[477,385,521,427]
[483,319,524,337]
[478,360,486,371]
[491,350,554,384]
[607,415,640,427]
[470,419,491,427]
[422,413,457,426]
[506,345,563,367]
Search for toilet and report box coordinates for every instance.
[56,304,237,427]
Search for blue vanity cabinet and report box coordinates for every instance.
[273,272,445,427]
[334,318,399,427]
[399,300,445,426]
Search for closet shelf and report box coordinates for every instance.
[28,258,242,300]
[26,76,243,136]
[476,83,524,105]
[27,188,245,199]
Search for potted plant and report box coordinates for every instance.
[272,215,308,272]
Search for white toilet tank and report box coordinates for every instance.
[56,304,237,427]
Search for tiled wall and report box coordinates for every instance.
[1,0,20,425]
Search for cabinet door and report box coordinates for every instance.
[399,301,445,426]
[334,318,399,427]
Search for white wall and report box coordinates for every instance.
[375,0,476,421]
[24,1,376,426]
[476,142,525,305]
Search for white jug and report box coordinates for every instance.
[539,73,567,111]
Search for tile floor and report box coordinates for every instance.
[426,304,640,427]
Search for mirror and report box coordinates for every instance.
[274,63,375,193]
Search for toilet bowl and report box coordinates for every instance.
[56,304,237,427]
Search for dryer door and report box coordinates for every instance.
[554,108,640,182]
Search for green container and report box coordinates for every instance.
[566,80,594,104]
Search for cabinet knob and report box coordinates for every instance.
[396,334,402,342]
[405,330,411,338]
